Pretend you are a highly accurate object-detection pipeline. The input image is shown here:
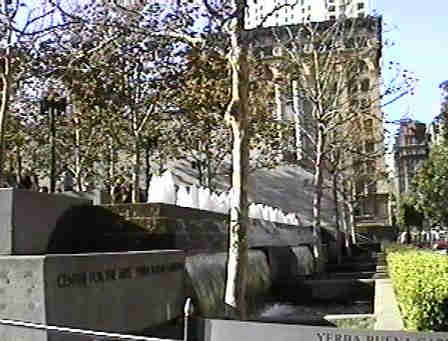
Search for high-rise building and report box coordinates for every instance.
[393,119,429,195]
[246,0,372,29]
[428,80,448,145]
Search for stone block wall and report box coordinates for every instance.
[0,250,185,341]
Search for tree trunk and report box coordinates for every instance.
[207,155,212,189]
[312,124,325,260]
[224,0,249,320]
[340,201,352,258]
[292,80,303,162]
[332,173,340,231]
[341,180,352,257]
[0,0,11,184]
[108,137,116,203]
[15,144,22,183]
[332,173,342,264]
[131,137,140,203]
[347,186,357,245]
[74,115,82,191]
[144,142,151,200]
[0,56,11,184]
[226,120,249,319]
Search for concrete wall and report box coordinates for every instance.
[0,256,46,323]
[0,189,315,256]
[105,203,315,253]
[0,189,91,255]
[0,323,47,341]
[0,251,185,341]
[192,318,448,341]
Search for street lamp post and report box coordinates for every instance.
[40,93,67,193]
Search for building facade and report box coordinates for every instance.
[393,119,429,195]
[247,16,391,232]
[428,80,448,146]
[246,0,372,29]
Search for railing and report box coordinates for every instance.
[0,319,178,341]
[0,299,196,341]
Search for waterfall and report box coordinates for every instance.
[147,171,176,204]
[176,185,193,208]
[198,187,213,211]
[185,250,272,317]
[190,185,199,209]
[147,170,303,226]
[291,246,314,276]
[214,191,229,214]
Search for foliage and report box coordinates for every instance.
[397,194,424,230]
[412,144,448,227]
[387,248,448,331]
[173,44,285,188]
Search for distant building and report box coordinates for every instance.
[428,80,448,146]
[427,115,445,146]
[246,0,371,29]
[393,119,429,195]
[247,16,383,167]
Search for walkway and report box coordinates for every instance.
[373,252,404,331]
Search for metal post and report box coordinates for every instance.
[49,106,56,193]
[184,297,194,341]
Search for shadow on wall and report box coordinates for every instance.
[46,204,316,319]
[46,205,176,254]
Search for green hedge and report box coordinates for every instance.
[387,247,448,331]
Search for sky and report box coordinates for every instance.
[373,0,448,125]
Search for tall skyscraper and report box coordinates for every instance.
[246,0,371,29]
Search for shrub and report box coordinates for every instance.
[387,248,448,331]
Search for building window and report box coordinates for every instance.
[329,15,336,20]
[365,141,375,153]
[358,12,365,17]
[360,98,370,110]
[361,79,370,92]
[349,80,358,95]
[405,136,416,145]
[350,99,359,109]
[364,118,373,131]
[357,2,365,10]
[328,5,336,11]
[358,60,368,73]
